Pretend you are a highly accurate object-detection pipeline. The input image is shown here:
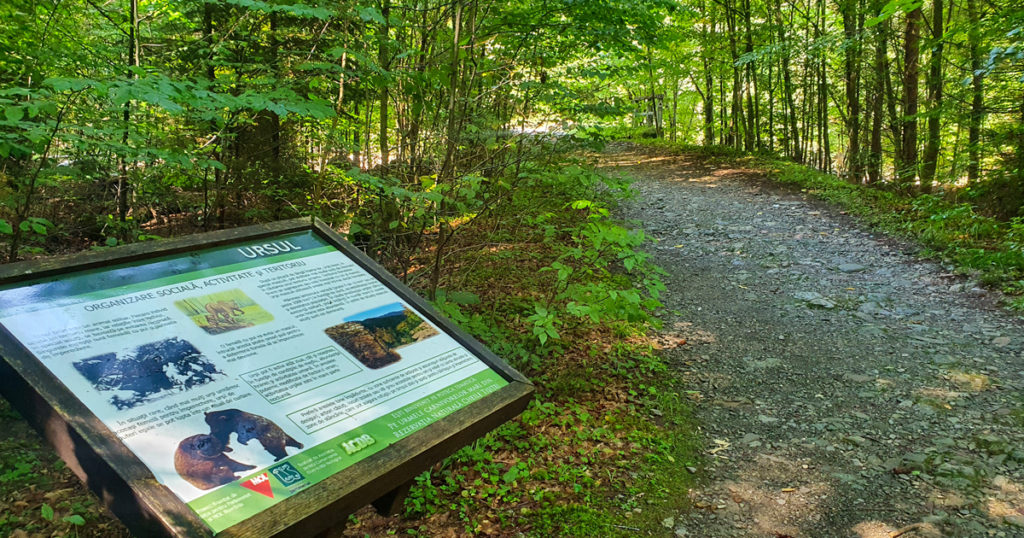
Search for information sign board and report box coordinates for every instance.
[0,219,533,536]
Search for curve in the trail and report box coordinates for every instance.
[606,144,1024,538]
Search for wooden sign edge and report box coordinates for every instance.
[0,218,534,536]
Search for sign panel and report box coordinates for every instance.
[0,227,512,533]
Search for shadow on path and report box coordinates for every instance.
[605,143,1024,538]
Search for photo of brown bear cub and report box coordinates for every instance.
[205,409,304,461]
[173,434,256,490]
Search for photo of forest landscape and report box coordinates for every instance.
[73,337,223,410]
[325,303,438,369]
[175,289,273,335]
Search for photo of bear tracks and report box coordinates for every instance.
[604,144,1024,537]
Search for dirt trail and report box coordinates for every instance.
[604,144,1024,538]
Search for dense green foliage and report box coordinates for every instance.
[4,0,1020,260]
[603,0,1024,214]
[0,0,677,280]
[2,0,1023,534]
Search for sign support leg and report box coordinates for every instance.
[371,479,414,517]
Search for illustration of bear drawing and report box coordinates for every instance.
[174,434,255,490]
[206,409,303,461]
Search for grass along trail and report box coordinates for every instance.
[605,144,1024,537]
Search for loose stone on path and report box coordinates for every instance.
[607,144,1024,537]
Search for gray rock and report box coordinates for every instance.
[794,291,835,308]
[839,263,868,273]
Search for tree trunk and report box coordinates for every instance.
[725,0,744,150]
[777,1,800,161]
[432,0,463,300]
[117,0,139,224]
[867,1,885,184]
[898,6,921,188]
[967,0,983,183]
[742,0,757,151]
[1018,89,1024,187]
[378,0,391,166]
[820,55,831,173]
[842,0,863,181]
[700,0,715,147]
[703,56,715,145]
[919,0,944,191]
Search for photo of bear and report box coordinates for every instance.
[175,289,273,335]
[73,337,223,410]
[324,302,438,369]
[205,409,304,462]
[173,433,255,490]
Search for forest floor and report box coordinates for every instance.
[604,143,1024,537]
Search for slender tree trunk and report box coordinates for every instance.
[203,2,220,228]
[742,0,756,151]
[726,0,744,149]
[967,0,983,183]
[671,76,679,141]
[768,58,775,153]
[432,0,463,300]
[117,0,139,223]
[898,6,921,188]
[842,0,863,181]
[816,0,830,172]
[700,0,715,146]
[778,2,801,161]
[820,55,831,173]
[719,76,727,145]
[378,0,391,166]
[919,0,944,192]
[408,0,430,178]
[1018,90,1024,186]
[269,13,282,163]
[878,17,903,170]
[703,56,715,145]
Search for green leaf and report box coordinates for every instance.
[448,291,481,305]
[4,106,23,122]
[105,237,118,247]
[502,467,520,484]
[41,503,54,521]
[62,514,86,526]
[0,220,12,235]
[357,6,386,24]
[570,200,594,210]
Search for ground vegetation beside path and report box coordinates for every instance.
[605,143,1024,537]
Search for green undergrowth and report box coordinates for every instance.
[637,139,1024,309]
[344,158,700,536]
[0,400,123,537]
[0,155,700,537]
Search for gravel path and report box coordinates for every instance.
[604,144,1024,538]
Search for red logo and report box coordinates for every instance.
[241,472,274,499]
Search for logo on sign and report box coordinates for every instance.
[270,462,305,487]
[341,433,375,455]
[241,472,274,498]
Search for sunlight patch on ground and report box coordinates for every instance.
[946,371,992,392]
[693,454,831,537]
[913,387,965,410]
[851,520,941,537]
[984,475,1024,528]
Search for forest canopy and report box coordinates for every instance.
[1,0,1022,271]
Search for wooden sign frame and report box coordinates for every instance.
[0,218,533,537]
